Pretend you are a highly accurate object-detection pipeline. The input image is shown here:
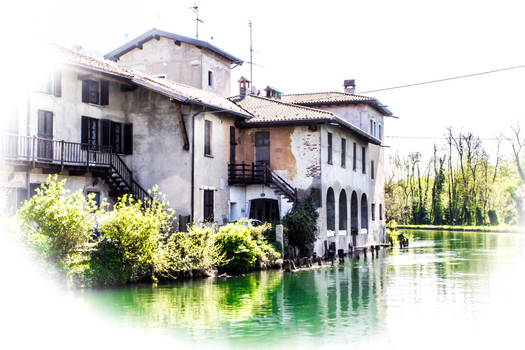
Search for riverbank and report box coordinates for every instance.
[398,224,523,233]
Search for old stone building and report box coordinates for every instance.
[1,30,393,257]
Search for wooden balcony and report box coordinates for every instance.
[1,134,151,203]
[228,162,297,203]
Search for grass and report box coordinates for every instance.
[397,224,523,233]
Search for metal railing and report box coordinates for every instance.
[1,134,151,202]
[228,162,297,202]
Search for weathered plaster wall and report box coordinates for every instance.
[314,123,386,256]
[1,66,132,206]
[231,125,321,221]
[236,126,321,194]
[115,38,232,97]
[320,104,384,135]
[192,112,236,224]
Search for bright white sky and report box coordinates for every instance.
[7,0,525,160]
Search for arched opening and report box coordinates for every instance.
[361,193,368,231]
[339,190,347,231]
[326,187,335,231]
[351,191,358,234]
[249,198,279,224]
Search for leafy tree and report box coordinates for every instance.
[283,194,319,256]
[18,175,100,267]
[97,188,174,282]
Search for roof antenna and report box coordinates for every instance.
[249,20,253,86]
[190,4,204,39]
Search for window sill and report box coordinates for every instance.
[204,154,214,158]
[84,102,106,107]
[327,161,333,165]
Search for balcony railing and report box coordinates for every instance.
[228,162,297,202]
[1,134,151,203]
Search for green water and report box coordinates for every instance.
[80,230,525,349]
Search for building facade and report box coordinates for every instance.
[1,30,393,257]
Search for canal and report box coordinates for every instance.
[79,230,525,349]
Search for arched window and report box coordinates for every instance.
[351,191,358,234]
[339,190,347,230]
[361,193,368,231]
[326,187,335,231]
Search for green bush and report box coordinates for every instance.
[283,194,319,257]
[17,175,100,267]
[165,223,227,274]
[215,220,278,273]
[98,188,174,282]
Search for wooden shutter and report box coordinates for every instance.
[204,190,214,222]
[100,119,111,147]
[81,116,89,144]
[100,80,109,105]
[81,80,89,103]
[53,70,61,97]
[123,123,133,154]
[341,138,346,167]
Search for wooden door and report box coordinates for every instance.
[255,131,270,165]
[37,110,53,159]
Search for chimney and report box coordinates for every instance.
[344,79,356,94]
[238,76,251,97]
[264,86,282,100]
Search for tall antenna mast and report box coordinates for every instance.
[190,4,204,39]
[249,20,253,84]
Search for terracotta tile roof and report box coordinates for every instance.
[228,95,381,145]
[49,44,249,118]
[229,95,332,123]
[281,92,393,116]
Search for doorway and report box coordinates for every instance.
[249,198,279,224]
[37,110,53,160]
[255,131,270,165]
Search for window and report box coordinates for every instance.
[327,132,333,164]
[371,203,376,221]
[203,189,214,222]
[230,126,236,163]
[361,194,368,230]
[370,119,373,135]
[353,142,357,170]
[326,187,335,231]
[207,70,213,87]
[82,117,132,154]
[379,204,383,220]
[341,138,346,167]
[82,79,109,105]
[371,160,375,179]
[339,190,347,230]
[81,116,99,147]
[204,120,212,156]
[111,122,122,153]
[373,121,377,137]
[38,70,61,97]
[87,191,101,207]
[362,146,366,174]
[378,124,382,140]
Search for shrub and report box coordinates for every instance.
[97,188,174,282]
[283,194,319,257]
[165,223,227,274]
[488,210,499,226]
[17,175,100,267]
[215,220,278,273]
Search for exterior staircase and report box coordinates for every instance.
[2,134,151,203]
[228,162,297,203]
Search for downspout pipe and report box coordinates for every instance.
[191,106,206,222]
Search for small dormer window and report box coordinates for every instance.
[208,70,213,87]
